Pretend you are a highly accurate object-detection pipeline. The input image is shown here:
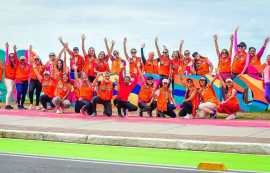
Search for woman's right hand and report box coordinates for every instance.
[213,34,218,41]
[82,34,86,40]
[141,43,145,48]
[235,26,239,33]
[5,42,9,49]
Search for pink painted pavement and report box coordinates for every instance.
[0,109,270,128]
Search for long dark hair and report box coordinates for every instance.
[56,59,63,72]
[225,83,234,94]
[193,52,204,71]
[97,51,106,67]
[199,76,208,88]
[171,51,180,59]
[88,47,96,58]
[9,53,14,68]
[62,73,69,83]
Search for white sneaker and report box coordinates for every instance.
[29,104,33,110]
[226,114,235,120]
[36,107,40,110]
[184,114,193,119]
[59,107,63,114]
[56,109,60,114]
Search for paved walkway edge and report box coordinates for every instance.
[1,129,269,155]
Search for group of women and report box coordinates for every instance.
[1,26,270,120]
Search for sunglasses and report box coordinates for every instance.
[49,55,55,57]
[199,79,205,82]
[187,80,193,83]
[185,53,190,55]
[73,49,79,51]
[238,45,245,48]
[163,52,168,54]
[100,54,105,56]
[10,56,15,58]
[114,53,119,55]
[89,50,94,52]
[35,59,40,61]
[221,52,228,55]
[147,78,153,80]
[163,82,168,84]
[131,52,136,54]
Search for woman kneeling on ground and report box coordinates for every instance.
[198,69,220,119]
[178,66,199,119]
[33,62,57,112]
[217,70,239,120]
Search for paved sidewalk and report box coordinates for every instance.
[0,109,270,144]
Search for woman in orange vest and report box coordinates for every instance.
[217,70,239,120]
[44,47,64,73]
[213,34,233,100]
[52,67,71,114]
[123,37,144,78]
[247,37,269,76]
[92,71,119,117]
[82,34,97,82]
[28,45,45,110]
[33,62,56,112]
[179,40,194,75]
[137,63,157,117]
[54,48,67,82]
[94,51,111,74]
[231,26,250,79]
[4,42,19,110]
[198,69,220,119]
[141,43,159,75]
[263,55,270,104]
[178,67,199,119]
[15,55,30,110]
[104,38,127,76]
[154,79,177,118]
[58,37,84,73]
[67,69,82,113]
[169,50,181,96]
[192,52,213,76]
[155,37,172,86]
[73,65,95,116]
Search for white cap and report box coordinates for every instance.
[162,79,169,83]
[226,78,233,83]
[43,71,50,75]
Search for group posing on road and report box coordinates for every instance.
[1,26,270,120]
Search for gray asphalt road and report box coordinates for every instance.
[0,152,255,173]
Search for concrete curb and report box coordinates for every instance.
[1,129,269,155]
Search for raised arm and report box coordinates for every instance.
[92,72,101,87]
[33,63,43,82]
[5,42,9,65]
[257,37,269,60]
[141,44,146,64]
[208,63,213,75]
[123,37,129,60]
[54,65,61,82]
[240,53,250,74]
[13,45,19,65]
[58,37,72,54]
[73,65,80,83]
[28,45,34,65]
[154,37,162,58]
[63,49,67,71]
[184,88,198,102]
[234,26,239,54]
[50,62,55,80]
[178,67,187,88]
[179,40,184,59]
[56,47,65,61]
[217,69,226,88]
[114,77,120,91]
[119,63,125,85]
[229,34,234,58]
[137,62,145,84]
[209,69,218,86]
[213,34,220,57]
[104,37,112,58]
[81,34,87,57]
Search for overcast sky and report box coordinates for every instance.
[1,0,269,70]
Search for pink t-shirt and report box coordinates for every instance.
[264,66,270,83]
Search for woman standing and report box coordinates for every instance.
[15,55,30,110]
[94,51,111,74]
[231,26,249,79]
[4,42,19,110]
[141,43,159,74]
[217,70,239,120]
[169,51,181,95]
[82,34,97,82]
[179,40,193,75]
[263,55,270,104]
[192,52,213,76]
[178,67,199,119]
[213,34,233,99]
[198,69,220,119]
[28,45,45,110]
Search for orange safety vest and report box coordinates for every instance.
[185,87,199,109]
[180,58,191,75]
[84,55,97,76]
[73,82,80,100]
[159,56,170,76]
[111,57,126,74]
[97,80,114,101]
[138,84,154,103]
[218,56,231,73]
[0,61,3,82]
[157,87,172,111]
[42,78,57,98]
[232,51,247,73]
[144,59,159,74]
[30,64,45,80]
[80,82,94,101]
[55,80,70,98]
[171,58,182,79]
[4,61,18,80]
[129,57,142,78]
[200,84,219,105]
[70,54,84,72]
[225,87,239,105]
[249,55,261,66]
[96,60,111,73]
[15,63,29,81]
[195,57,210,76]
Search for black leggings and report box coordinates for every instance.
[88,76,96,83]
[179,101,193,116]
[29,79,42,106]
[138,101,157,112]
[92,96,112,116]
[113,98,138,114]
[79,99,93,115]
[39,95,53,109]
[75,100,82,113]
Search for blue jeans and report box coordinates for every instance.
[164,104,176,118]
[16,83,28,106]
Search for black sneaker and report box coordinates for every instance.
[147,111,153,117]
[209,110,217,119]
[139,109,143,117]
[158,111,166,118]
[91,112,97,117]
[122,108,126,116]
[5,105,11,110]
[17,105,21,110]
[118,114,124,118]
[20,105,27,110]
[9,105,14,109]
